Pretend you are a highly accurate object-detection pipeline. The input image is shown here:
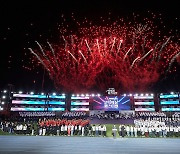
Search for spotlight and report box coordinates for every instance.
[52,93,56,96]
[19,91,23,94]
[1,102,5,105]
[41,93,44,95]
[30,92,34,95]
[2,96,6,99]
[3,90,7,93]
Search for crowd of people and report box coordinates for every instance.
[0,118,91,136]
[90,112,135,120]
[1,111,180,138]
[111,123,180,138]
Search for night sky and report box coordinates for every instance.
[0,0,180,93]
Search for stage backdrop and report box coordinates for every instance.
[91,96,131,111]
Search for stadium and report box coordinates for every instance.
[0,89,180,153]
[0,1,180,154]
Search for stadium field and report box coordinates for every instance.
[0,135,180,154]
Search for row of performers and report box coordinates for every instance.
[38,119,90,127]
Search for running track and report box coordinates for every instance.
[0,136,180,154]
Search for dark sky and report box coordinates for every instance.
[0,0,179,93]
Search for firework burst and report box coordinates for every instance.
[28,13,180,93]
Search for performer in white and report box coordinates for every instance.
[61,125,64,136]
[130,126,134,137]
[82,126,85,136]
[71,124,74,136]
[134,126,137,137]
[126,125,130,137]
[42,126,46,136]
[103,125,106,137]
[112,125,117,139]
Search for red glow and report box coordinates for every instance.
[29,14,180,93]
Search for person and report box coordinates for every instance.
[88,125,92,136]
[78,125,82,136]
[31,125,34,136]
[144,126,148,137]
[134,126,137,137]
[82,126,85,136]
[121,125,126,137]
[112,125,117,139]
[71,124,74,136]
[100,125,103,136]
[74,125,78,135]
[42,125,46,136]
[98,125,101,136]
[162,125,166,138]
[130,126,134,137]
[95,125,99,136]
[126,125,130,137]
[137,126,141,137]
[103,125,106,137]
[68,124,71,136]
[64,124,68,136]
[23,124,27,135]
[92,125,95,136]
[39,126,42,136]
[169,125,174,137]
[119,125,122,137]
[175,126,179,137]
[61,125,64,136]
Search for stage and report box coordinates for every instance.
[0,136,180,154]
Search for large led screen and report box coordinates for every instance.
[92,96,131,111]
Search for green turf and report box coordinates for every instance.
[91,124,126,137]
[0,130,11,135]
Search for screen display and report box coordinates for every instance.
[12,100,46,104]
[160,100,179,105]
[161,108,180,112]
[49,95,66,99]
[48,108,65,111]
[71,101,89,105]
[11,107,45,111]
[13,94,47,98]
[92,96,131,111]
[48,101,65,105]
[135,108,155,111]
[134,101,154,105]
[71,96,89,100]
[134,96,154,99]
[160,94,179,99]
[71,108,89,111]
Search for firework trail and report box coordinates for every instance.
[29,13,180,93]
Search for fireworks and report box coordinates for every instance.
[28,13,180,93]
